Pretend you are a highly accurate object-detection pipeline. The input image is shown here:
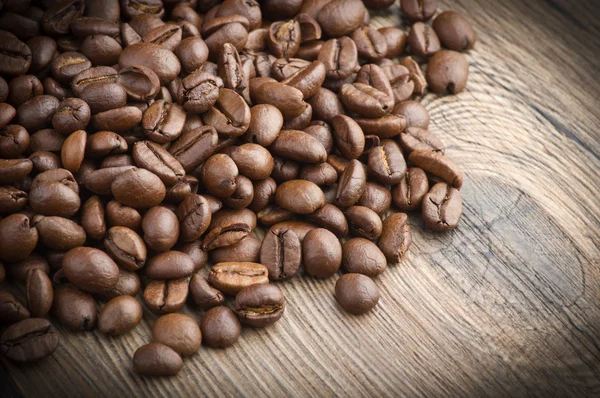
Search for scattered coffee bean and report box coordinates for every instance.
[335,273,379,315]
[201,306,242,348]
[234,284,285,327]
[0,318,59,363]
[133,343,183,377]
[152,313,201,357]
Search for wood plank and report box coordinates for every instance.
[2,0,600,396]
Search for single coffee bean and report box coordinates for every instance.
[399,127,445,155]
[84,166,136,195]
[0,159,33,185]
[119,43,181,84]
[275,180,325,214]
[243,104,283,147]
[146,251,195,280]
[368,140,407,185]
[71,16,120,37]
[332,115,365,160]
[63,247,119,293]
[0,214,38,263]
[295,13,321,42]
[281,60,326,100]
[306,203,349,238]
[174,194,211,242]
[257,205,294,227]
[105,200,142,231]
[248,177,277,212]
[0,125,29,159]
[336,159,367,208]
[270,130,327,163]
[95,269,141,301]
[342,238,387,277]
[400,56,428,95]
[345,206,383,241]
[117,64,160,101]
[222,175,254,210]
[202,223,251,251]
[153,313,201,356]
[408,149,464,189]
[142,23,182,52]
[382,64,414,103]
[84,0,120,23]
[132,141,185,186]
[165,175,199,204]
[142,100,186,144]
[335,273,379,315]
[422,182,462,231]
[111,168,167,209]
[426,50,469,94]
[128,14,165,37]
[28,151,60,173]
[0,35,32,76]
[80,34,122,66]
[401,0,437,22]
[210,235,262,264]
[355,63,394,100]
[317,0,366,37]
[52,98,91,136]
[86,131,128,158]
[308,87,345,123]
[352,27,388,61]
[378,27,407,58]
[271,157,300,183]
[354,115,406,140]
[177,241,207,272]
[0,186,28,214]
[79,195,106,240]
[143,278,189,314]
[178,71,223,114]
[91,106,144,132]
[70,66,118,97]
[203,88,251,136]
[189,273,225,310]
[260,227,301,280]
[169,125,218,173]
[267,19,301,59]
[104,226,147,271]
[41,0,85,34]
[202,15,250,60]
[256,82,307,119]
[98,295,142,336]
[299,162,338,186]
[393,100,430,129]
[234,284,285,327]
[225,144,274,181]
[175,36,209,73]
[217,43,246,95]
[32,215,86,251]
[407,22,441,57]
[378,213,412,263]
[17,95,60,133]
[51,52,91,85]
[0,318,59,363]
[133,343,183,377]
[200,154,239,198]
[0,291,30,324]
[339,83,394,118]
[302,228,342,279]
[8,75,43,108]
[208,262,269,296]
[210,208,257,231]
[432,11,476,51]
[262,0,302,20]
[29,128,64,153]
[142,206,180,252]
[318,37,359,81]
[392,167,429,211]
[271,58,310,81]
[201,306,241,348]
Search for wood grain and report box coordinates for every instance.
[3,0,600,396]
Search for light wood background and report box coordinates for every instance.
[2,0,600,396]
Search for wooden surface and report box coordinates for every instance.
[3,0,600,396]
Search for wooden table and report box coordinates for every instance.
[3,0,600,396]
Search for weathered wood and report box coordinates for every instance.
[2,0,600,396]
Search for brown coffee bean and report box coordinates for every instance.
[401,0,437,22]
[256,82,307,119]
[32,215,86,251]
[399,127,445,155]
[17,95,60,133]
[426,50,469,94]
[0,186,28,214]
[342,238,387,277]
[207,235,260,264]
[422,182,462,231]
[175,36,209,73]
[92,106,143,132]
[355,63,394,100]
[368,140,407,184]
[177,241,208,271]
[0,291,30,324]
[210,208,257,231]
[341,83,394,118]
[71,16,120,37]
[51,285,97,331]
[104,226,147,271]
[203,88,251,137]
[260,227,301,281]
[133,343,183,377]
[248,177,277,212]
[281,60,326,100]
[201,306,241,348]
[0,318,59,363]
[243,104,283,147]
[433,11,476,51]
[393,100,430,129]
[119,43,181,84]
[318,37,359,81]
[59,130,86,173]
[336,159,367,208]
[271,58,311,81]
[143,278,189,314]
[400,56,427,95]
[118,64,161,101]
[306,203,349,238]
[0,35,33,76]
[132,141,185,186]
[51,52,91,85]
[352,27,388,61]
[112,168,166,209]
[142,24,182,52]
[142,206,180,252]
[84,166,136,195]
[392,167,429,211]
[257,205,294,227]
[308,87,345,123]
[0,104,16,130]
[208,262,268,296]
[0,214,38,263]
[0,159,32,185]
[222,175,254,210]
[174,194,211,243]
[378,27,407,58]
[270,130,327,163]
[105,200,142,231]
[63,247,119,293]
[408,149,463,189]
[225,144,274,181]
[95,269,141,301]
[202,15,249,60]
[332,115,365,160]
[335,273,379,315]
[234,284,285,327]
[202,223,251,251]
[0,125,29,159]
[218,43,246,94]
[303,228,342,278]
[98,295,142,336]
[345,206,382,241]
[299,162,338,186]
[142,100,186,144]
[28,151,61,173]
[407,22,441,57]
[86,131,128,158]
[146,251,195,280]
[268,19,301,59]
[7,75,43,108]
[79,195,106,241]
[189,273,225,310]
[378,213,412,263]
[153,313,201,357]
[275,180,325,214]
[295,13,321,42]
[169,125,218,173]
[317,0,366,37]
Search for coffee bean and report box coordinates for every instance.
[202,223,251,251]
[342,238,387,277]
[392,167,429,211]
[256,82,307,119]
[105,200,142,231]
[153,313,201,356]
[51,284,97,331]
[0,291,30,324]
[335,273,379,315]
[96,269,141,301]
[275,180,325,214]
[248,177,277,212]
[307,87,345,123]
[422,182,462,231]
[112,168,166,209]
[260,227,301,280]
[201,306,241,348]
[295,13,322,42]
[173,194,211,243]
[92,106,143,132]
[345,206,383,241]
[86,131,128,158]
[52,98,91,136]
[408,149,464,189]
[6,254,50,284]
[303,228,342,278]
[63,247,119,293]
[257,205,294,227]
[268,19,301,59]
[399,127,445,155]
[262,0,302,20]
[208,262,269,295]
[243,104,283,146]
[142,206,180,252]
[318,37,359,81]
[142,24,182,52]
[339,83,394,118]
[18,95,60,133]
[202,15,249,60]
[400,56,428,95]
[177,241,208,271]
[132,141,185,186]
[271,58,311,81]
[306,203,349,238]
[51,52,91,85]
[426,50,469,94]
[368,140,407,184]
[352,27,388,61]
[0,186,28,214]
[218,43,246,95]
[84,166,136,195]
[133,343,183,377]
[0,159,33,185]
[79,195,106,241]
[234,284,285,327]
[104,226,147,271]
[208,235,261,264]
[0,214,38,263]
[0,35,32,76]
[226,143,275,181]
[32,215,86,251]
[189,273,225,310]
[119,43,181,84]
[203,88,251,136]
[0,125,29,159]
[175,36,209,73]
[117,64,161,101]
[281,60,326,100]
[401,0,437,22]
[142,100,186,144]
[332,115,365,160]
[407,22,441,57]
[270,130,327,163]
[433,11,476,51]
[336,159,367,208]
[317,0,366,38]
[143,278,189,314]
[98,295,142,336]
[0,318,59,363]
[7,76,42,109]
[378,213,412,263]
[378,27,407,58]
[210,208,257,231]
[146,251,195,280]
[299,162,338,186]
[169,125,218,173]
[71,16,120,38]
[393,100,430,129]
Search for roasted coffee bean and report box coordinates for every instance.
[382,64,413,103]
[142,100,186,144]
[271,157,300,183]
[0,186,28,214]
[299,162,338,186]
[105,200,142,231]
[202,15,250,60]
[336,159,367,208]
[189,273,225,309]
[28,151,60,172]
[378,27,407,58]
[142,206,179,252]
[345,206,382,241]
[177,241,208,271]
[216,0,262,30]
[332,115,365,160]
[308,87,345,123]
[218,43,246,94]
[91,106,144,132]
[0,35,32,76]
[270,130,327,163]
[210,208,257,231]
[179,71,223,114]
[7,75,43,108]
[234,284,285,327]
[142,24,182,52]
[335,273,379,315]
[71,16,120,37]
[297,40,324,61]
[339,83,394,118]
[104,226,147,271]
[355,63,394,99]
[199,154,238,198]
[268,19,301,59]
[209,235,262,264]
[400,56,428,95]
[80,34,122,66]
[354,114,406,140]
[132,141,184,186]
[262,0,302,20]
[306,203,349,238]
[86,131,128,158]
[352,27,388,61]
[96,269,141,301]
[17,95,60,133]
[0,12,39,41]
[342,238,387,277]
[208,262,268,296]
[51,52,91,85]
[164,175,199,204]
[63,247,119,293]
[70,66,118,98]
[203,88,251,137]
[175,36,209,73]
[256,82,307,119]
[41,0,85,35]
[0,318,59,363]
[128,14,165,37]
[146,251,195,280]
[84,0,120,24]
[29,128,64,152]
[0,77,7,102]
[393,100,430,129]
[153,313,201,357]
[422,182,462,231]
[201,306,241,348]
[117,65,160,101]
[32,215,86,251]
[276,180,325,214]
[295,13,321,42]
[243,104,283,147]
[368,140,407,184]
[0,159,33,185]
[317,0,366,38]
[0,214,38,263]
[281,60,326,100]
[260,227,301,280]
[119,43,181,84]
[51,285,97,331]
[133,343,183,377]
[433,11,476,51]
[143,278,189,314]
[0,291,30,324]
[52,98,91,136]
[175,194,211,242]
[302,228,342,278]
[249,177,277,212]
[80,195,106,240]
[257,205,294,227]
[202,223,250,251]
[378,213,412,263]
[401,0,437,22]
[225,144,274,181]
[399,127,444,154]
[271,58,311,81]
[408,149,463,188]
[318,37,359,81]
[112,168,167,209]
[426,50,469,94]
[392,167,429,211]
[84,166,136,195]
[407,22,441,57]
[169,125,218,173]
[222,175,254,210]
[97,295,142,336]
[0,125,28,159]
[29,169,80,217]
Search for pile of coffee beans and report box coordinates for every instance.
[0,0,473,377]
